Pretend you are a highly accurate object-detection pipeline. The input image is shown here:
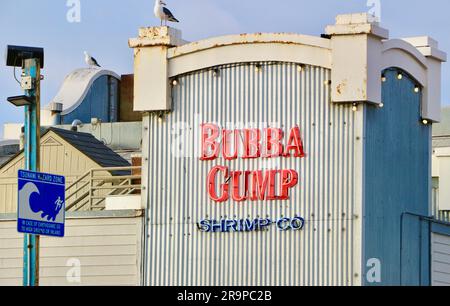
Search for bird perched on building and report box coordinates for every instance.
[84,51,101,68]
[154,0,179,26]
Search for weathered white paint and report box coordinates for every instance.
[431,233,450,286]
[130,27,185,112]
[168,43,331,78]
[403,37,447,122]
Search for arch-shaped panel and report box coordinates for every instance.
[168,33,332,77]
[52,68,121,116]
[382,39,429,86]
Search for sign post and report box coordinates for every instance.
[18,170,66,284]
[22,58,41,287]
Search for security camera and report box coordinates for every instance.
[5,45,44,68]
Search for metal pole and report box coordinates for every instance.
[22,58,41,287]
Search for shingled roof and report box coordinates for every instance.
[48,127,131,171]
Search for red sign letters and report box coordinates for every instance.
[200,124,306,203]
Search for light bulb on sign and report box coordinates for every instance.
[397,73,403,80]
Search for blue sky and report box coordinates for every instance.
[0,0,449,138]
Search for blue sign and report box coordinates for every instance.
[17,170,66,237]
[198,216,305,233]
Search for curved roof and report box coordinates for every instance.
[50,68,121,116]
[168,32,332,59]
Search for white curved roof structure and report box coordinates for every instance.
[50,68,121,116]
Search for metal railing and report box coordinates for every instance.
[65,166,142,211]
[432,186,450,223]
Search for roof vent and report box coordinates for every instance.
[49,102,63,113]
[71,119,83,132]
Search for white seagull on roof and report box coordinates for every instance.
[84,51,101,68]
[154,0,179,26]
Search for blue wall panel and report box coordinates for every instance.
[364,69,431,286]
[62,75,119,124]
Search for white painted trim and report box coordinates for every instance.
[383,39,428,67]
[168,43,331,77]
[381,40,428,86]
[168,33,331,58]
[166,33,332,78]
[381,50,428,86]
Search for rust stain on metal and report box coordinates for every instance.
[336,79,348,95]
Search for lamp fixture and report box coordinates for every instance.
[7,95,33,107]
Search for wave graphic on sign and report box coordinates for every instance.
[18,182,63,222]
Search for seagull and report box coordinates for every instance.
[84,51,101,68]
[154,0,179,26]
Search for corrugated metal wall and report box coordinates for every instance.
[143,62,360,286]
[0,211,142,286]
